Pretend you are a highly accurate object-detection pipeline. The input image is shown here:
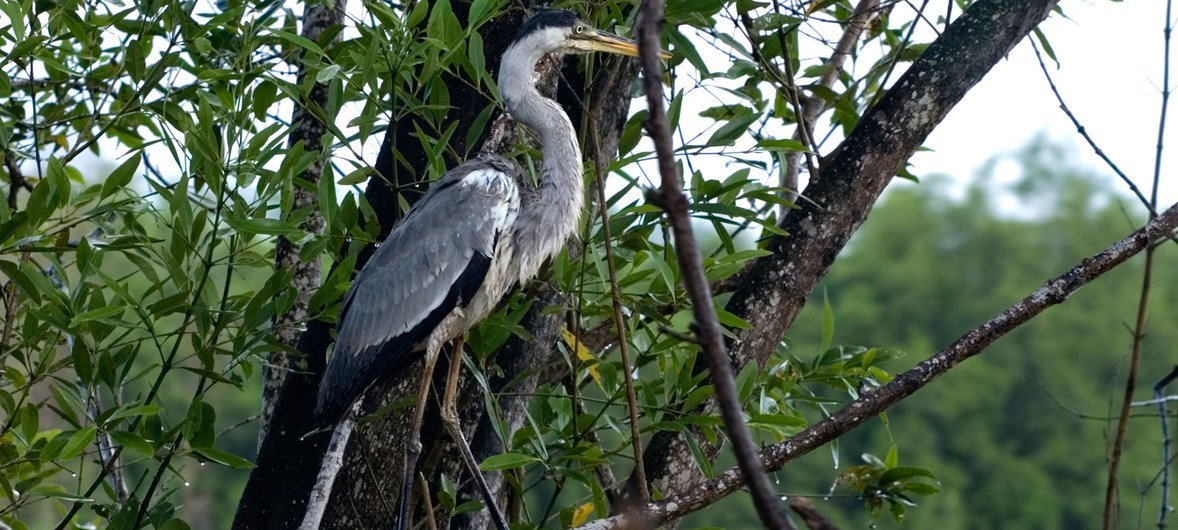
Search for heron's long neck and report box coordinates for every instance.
[500,44,585,282]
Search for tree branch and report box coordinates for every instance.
[1103,0,1172,525]
[784,0,878,196]
[580,199,1178,530]
[627,0,1061,511]
[638,2,792,529]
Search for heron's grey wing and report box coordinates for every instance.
[314,157,522,425]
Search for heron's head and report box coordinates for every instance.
[509,10,668,59]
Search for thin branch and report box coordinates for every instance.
[1104,2,1171,526]
[637,2,793,529]
[591,123,649,502]
[1104,247,1155,529]
[1154,366,1178,527]
[788,498,841,530]
[1030,41,1154,214]
[866,0,930,109]
[735,9,819,189]
[300,405,358,530]
[784,0,879,196]
[577,199,1178,530]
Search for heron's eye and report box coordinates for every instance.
[575,25,585,34]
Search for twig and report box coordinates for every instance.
[735,8,819,195]
[1030,41,1155,215]
[637,3,793,530]
[418,471,439,530]
[788,498,840,530]
[866,0,930,109]
[591,130,649,502]
[1104,2,1171,526]
[300,404,359,530]
[80,382,129,503]
[575,199,1178,530]
[1104,231,1157,530]
[1154,367,1178,527]
[783,0,878,198]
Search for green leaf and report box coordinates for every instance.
[0,260,41,302]
[69,305,125,327]
[884,444,898,469]
[193,447,255,469]
[879,466,936,484]
[226,217,302,236]
[1033,28,1059,68]
[316,64,341,83]
[469,0,497,25]
[60,427,97,459]
[3,37,47,67]
[269,29,324,56]
[758,138,808,152]
[479,452,539,471]
[337,167,373,185]
[109,430,154,457]
[106,404,164,423]
[253,80,278,119]
[158,519,192,530]
[714,308,751,329]
[707,112,759,146]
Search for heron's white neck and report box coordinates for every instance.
[499,40,585,282]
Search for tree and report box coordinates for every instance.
[0,0,1174,528]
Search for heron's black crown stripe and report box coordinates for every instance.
[514,9,578,41]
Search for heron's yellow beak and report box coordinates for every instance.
[575,29,672,60]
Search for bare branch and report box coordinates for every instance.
[300,405,358,530]
[784,0,878,197]
[591,99,650,503]
[638,2,792,529]
[1104,1,1172,525]
[580,199,1178,530]
[788,498,841,530]
[1029,41,1155,215]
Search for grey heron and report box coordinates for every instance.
[312,9,664,530]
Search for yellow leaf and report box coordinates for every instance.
[570,501,594,527]
[561,327,601,387]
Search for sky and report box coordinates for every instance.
[911,0,1177,210]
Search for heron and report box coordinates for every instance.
[312,10,665,530]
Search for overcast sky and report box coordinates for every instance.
[913,0,1177,210]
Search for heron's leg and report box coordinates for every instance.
[394,337,443,530]
[441,335,509,530]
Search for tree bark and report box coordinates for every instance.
[235,4,641,528]
[261,0,346,444]
[623,0,1060,509]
